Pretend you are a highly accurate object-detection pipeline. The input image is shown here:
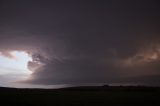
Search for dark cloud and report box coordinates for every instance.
[0,0,160,86]
[26,55,119,85]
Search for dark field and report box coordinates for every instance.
[0,86,160,106]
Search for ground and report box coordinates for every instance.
[0,86,160,106]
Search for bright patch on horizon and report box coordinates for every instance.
[0,51,32,81]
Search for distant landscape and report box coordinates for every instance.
[0,85,160,106]
[0,0,160,106]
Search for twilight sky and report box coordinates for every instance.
[0,0,160,88]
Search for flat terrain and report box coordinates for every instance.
[0,86,160,106]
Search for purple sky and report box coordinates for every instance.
[0,0,160,88]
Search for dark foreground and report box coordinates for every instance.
[0,86,160,106]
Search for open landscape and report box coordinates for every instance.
[0,0,160,106]
[1,86,160,106]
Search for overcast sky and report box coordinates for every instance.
[0,0,160,88]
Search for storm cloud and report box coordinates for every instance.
[0,0,160,87]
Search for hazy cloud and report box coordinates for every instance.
[0,0,160,87]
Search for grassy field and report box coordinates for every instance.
[0,86,160,106]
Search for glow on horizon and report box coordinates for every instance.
[0,51,32,79]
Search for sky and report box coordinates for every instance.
[0,0,160,88]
